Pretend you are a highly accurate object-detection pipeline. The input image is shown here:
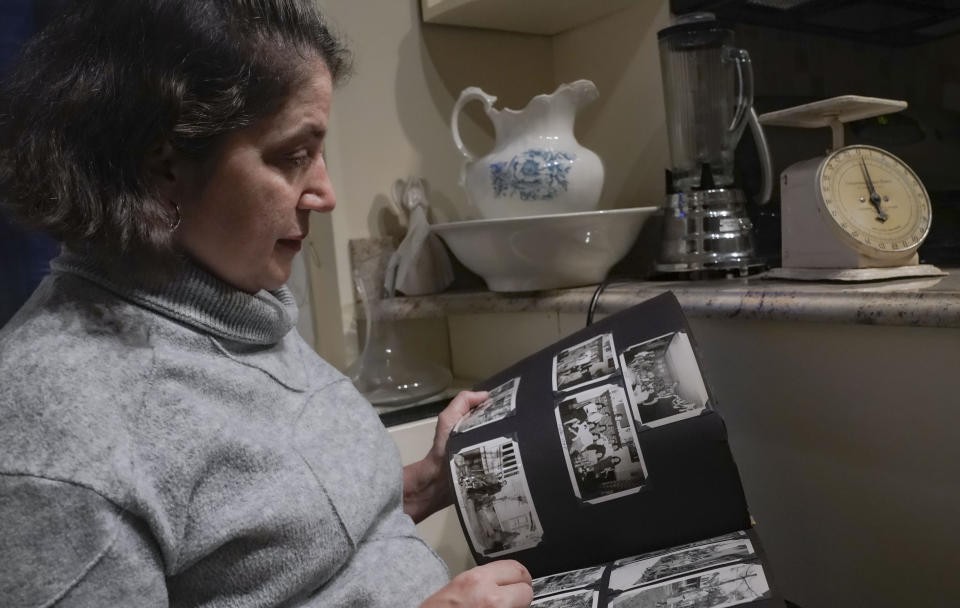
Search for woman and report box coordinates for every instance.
[0,1,532,606]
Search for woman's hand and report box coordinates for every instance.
[402,390,488,523]
[421,560,533,608]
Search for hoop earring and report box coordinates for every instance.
[169,202,182,232]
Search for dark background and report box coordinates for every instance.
[0,0,68,327]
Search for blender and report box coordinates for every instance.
[655,13,773,275]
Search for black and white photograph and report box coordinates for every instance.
[619,332,709,428]
[608,563,771,608]
[533,565,606,598]
[531,589,599,608]
[555,383,648,503]
[609,537,756,591]
[552,333,619,393]
[613,531,749,568]
[453,377,521,434]
[450,436,543,557]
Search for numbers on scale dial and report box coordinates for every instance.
[818,145,931,253]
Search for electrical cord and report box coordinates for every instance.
[585,277,612,327]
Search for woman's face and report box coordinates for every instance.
[174,60,336,293]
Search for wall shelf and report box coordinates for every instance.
[420,0,637,35]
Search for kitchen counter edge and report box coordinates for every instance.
[373,271,960,329]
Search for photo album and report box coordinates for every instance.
[445,293,786,608]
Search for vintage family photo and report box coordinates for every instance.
[619,332,709,428]
[609,537,756,592]
[609,563,771,608]
[613,531,749,568]
[454,377,521,433]
[450,436,543,557]
[552,333,619,393]
[533,565,606,599]
[555,383,648,504]
[531,589,599,608]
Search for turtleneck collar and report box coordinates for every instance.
[51,248,298,346]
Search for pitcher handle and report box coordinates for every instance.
[451,87,497,163]
[723,46,753,144]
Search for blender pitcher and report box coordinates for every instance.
[655,14,772,275]
[659,14,769,193]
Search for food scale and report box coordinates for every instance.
[760,95,941,280]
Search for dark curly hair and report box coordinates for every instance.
[0,0,351,261]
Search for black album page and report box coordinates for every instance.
[445,293,767,598]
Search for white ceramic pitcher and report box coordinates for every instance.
[451,80,605,219]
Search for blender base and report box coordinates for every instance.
[656,188,766,279]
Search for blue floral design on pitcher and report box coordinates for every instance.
[490,149,576,200]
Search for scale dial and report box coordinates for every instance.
[817,145,931,259]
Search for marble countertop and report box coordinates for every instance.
[374,268,960,328]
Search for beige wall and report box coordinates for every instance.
[552,0,670,209]
[309,0,556,368]
[307,0,671,368]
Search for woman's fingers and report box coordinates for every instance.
[432,390,489,456]
[444,390,489,420]
[478,560,532,586]
[492,582,535,608]
[421,560,533,607]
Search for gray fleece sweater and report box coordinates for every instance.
[0,250,449,607]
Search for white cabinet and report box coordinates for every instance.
[421,0,637,35]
